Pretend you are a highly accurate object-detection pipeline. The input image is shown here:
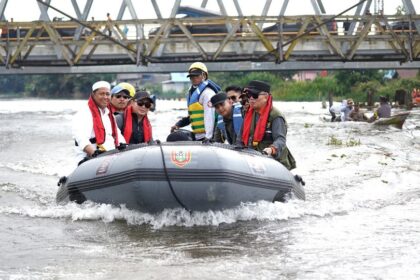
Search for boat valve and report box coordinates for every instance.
[294,174,305,186]
[57,176,67,187]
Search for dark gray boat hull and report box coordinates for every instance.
[57,142,305,212]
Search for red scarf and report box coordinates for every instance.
[242,95,272,146]
[87,96,119,147]
[123,105,152,143]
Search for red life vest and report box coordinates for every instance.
[242,95,273,147]
[123,105,152,143]
[87,96,119,147]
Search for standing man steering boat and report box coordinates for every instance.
[171,62,221,142]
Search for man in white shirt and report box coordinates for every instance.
[170,62,221,141]
[72,81,125,164]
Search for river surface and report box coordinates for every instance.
[0,99,419,280]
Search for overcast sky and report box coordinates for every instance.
[3,0,418,21]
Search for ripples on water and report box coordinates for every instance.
[0,99,419,279]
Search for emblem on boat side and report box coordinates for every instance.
[171,150,192,168]
[245,156,266,175]
[96,155,116,176]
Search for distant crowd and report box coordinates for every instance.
[329,96,391,122]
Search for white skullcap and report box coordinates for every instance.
[92,81,111,92]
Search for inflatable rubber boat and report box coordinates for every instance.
[57,142,305,213]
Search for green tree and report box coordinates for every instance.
[333,70,382,96]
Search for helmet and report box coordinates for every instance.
[118,82,135,98]
[189,62,208,75]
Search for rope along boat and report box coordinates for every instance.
[57,142,305,212]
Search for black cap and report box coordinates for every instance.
[245,80,271,93]
[134,90,153,103]
[210,92,228,107]
[187,69,203,78]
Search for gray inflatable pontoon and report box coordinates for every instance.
[57,142,305,212]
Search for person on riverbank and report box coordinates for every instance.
[236,80,296,170]
[211,92,243,145]
[370,96,391,121]
[72,81,125,165]
[170,62,221,141]
[110,82,135,115]
[116,90,154,144]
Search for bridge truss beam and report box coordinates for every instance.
[0,0,418,73]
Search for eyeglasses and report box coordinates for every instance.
[137,100,152,109]
[228,96,237,102]
[115,94,130,99]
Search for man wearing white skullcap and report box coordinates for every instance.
[72,80,125,165]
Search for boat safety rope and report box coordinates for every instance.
[156,140,192,213]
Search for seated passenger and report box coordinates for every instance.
[349,104,366,121]
[370,96,391,122]
[110,83,132,115]
[240,92,250,113]
[211,92,243,145]
[340,99,354,121]
[376,96,391,118]
[72,81,126,164]
[236,80,296,170]
[225,85,242,106]
[116,91,154,144]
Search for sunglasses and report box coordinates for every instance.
[137,100,152,109]
[115,94,130,99]
[228,96,237,101]
[244,89,260,99]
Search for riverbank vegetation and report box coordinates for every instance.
[212,70,420,103]
[0,74,115,99]
[1,70,419,102]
